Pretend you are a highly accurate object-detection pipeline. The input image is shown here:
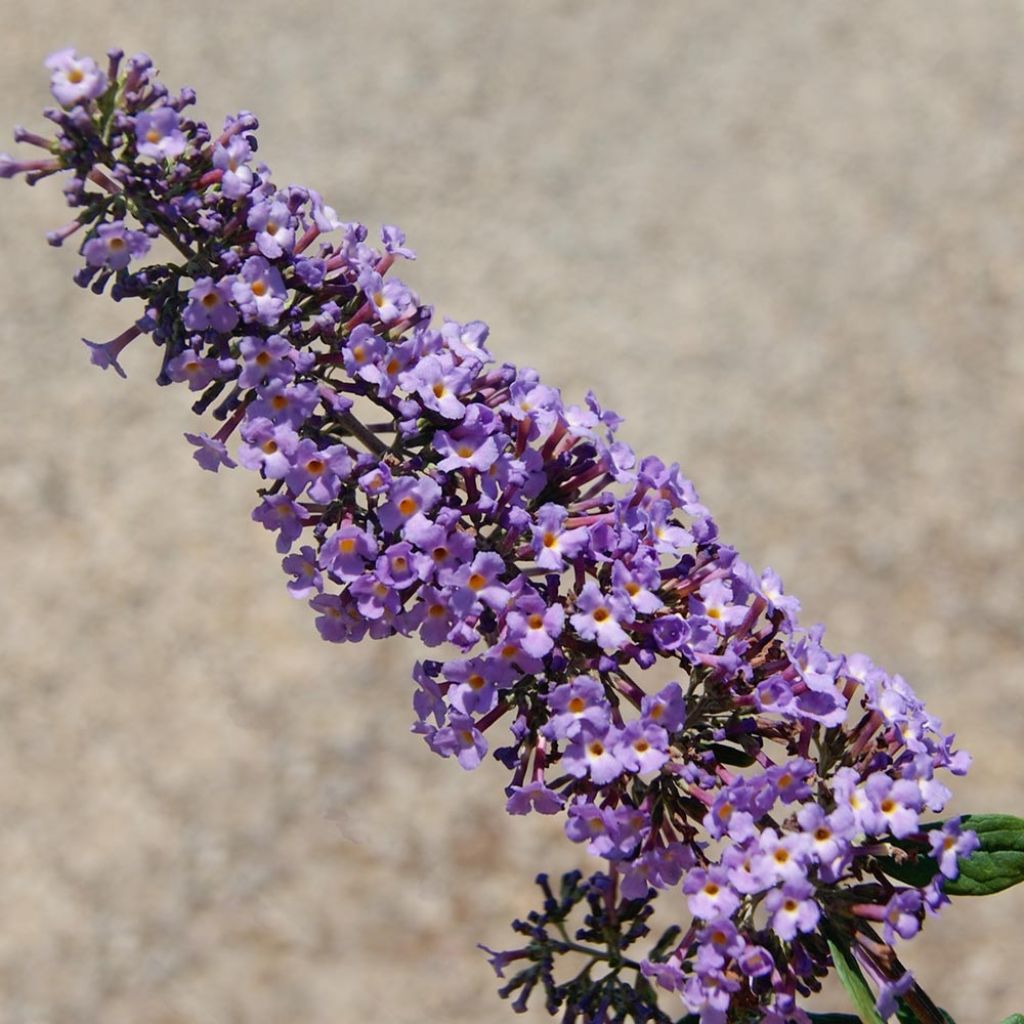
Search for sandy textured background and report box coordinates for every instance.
[1,2,1023,1021]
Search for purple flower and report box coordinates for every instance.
[135,106,187,160]
[375,541,427,590]
[641,955,686,994]
[184,431,237,473]
[882,889,923,944]
[651,614,692,654]
[403,355,472,420]
[620,843,692,898]
[440,318,490,364]
[755,828,812,885]
[876,971,916,1020]
[250,381,320,429]
[248,193,295,258]
[543,676,611,740]
[232,255,287,325]
[613,720,669,774]
[348,573,402,621]
[697,918,745,964]
[564,800,643,859]
[182,277,240,334]
[45,49,107,107]
[505,780,564,816]
[683,868,741,922]
[342,324,386,379]
[212,136,254,198]
[706,791,757,844]
[406,519,475,578]
[434,426,502,473]
[645,499,692,554]
[754,673,797,715]
[764,881,820,941]
[797,803,854,868]
[928,820,979,880]
[309,592,365,643]
[285,440,353,502]
[503,381,562,438]
[381,224,415,260]
[410,587,451,647]
[861,775,923,839]
[737,945,775,979]
[166,348,227,391]
[450,552,512,614]
[282,545,323,599]
[562,722,625,786]
[689,578,747,635]
[611,558,664,615]
[8,54,978,1021]
[531,504,589,570]
[319,524,378,580]
[760,567,801,628]
[81,324,142,379]
[570,581,633,652]
[238,334,302,388]
[447,663,498,716]
[722,841,776,895]
[237,416,299,477]
[358,268,417,324]
[82,221,150,270]
[251,493,311,553]
[430,712,488,770]
[377,476,443,534]
[767,758,815,805]
[641,682,686,733]
[505,596,564,659]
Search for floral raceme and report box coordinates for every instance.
[2,49,977,1023]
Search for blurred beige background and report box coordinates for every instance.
[1,1,1023,1021]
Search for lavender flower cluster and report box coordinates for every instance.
[2,49,978,1023]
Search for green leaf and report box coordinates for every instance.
[878,814,1024,897]
[895,1001,957,1023]
[946,815,1024,897]
[997,1016,1024,1024]
[827,937,885,1024]
[876,848,940,889]
[707,742,756,767]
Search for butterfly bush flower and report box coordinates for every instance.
[3,48,979,1023]
[81,220,151,270]
[45,48,107,107]
[135,106,187,160]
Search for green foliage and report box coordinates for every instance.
[826,937,885,1024]
[879,814,1024,898]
